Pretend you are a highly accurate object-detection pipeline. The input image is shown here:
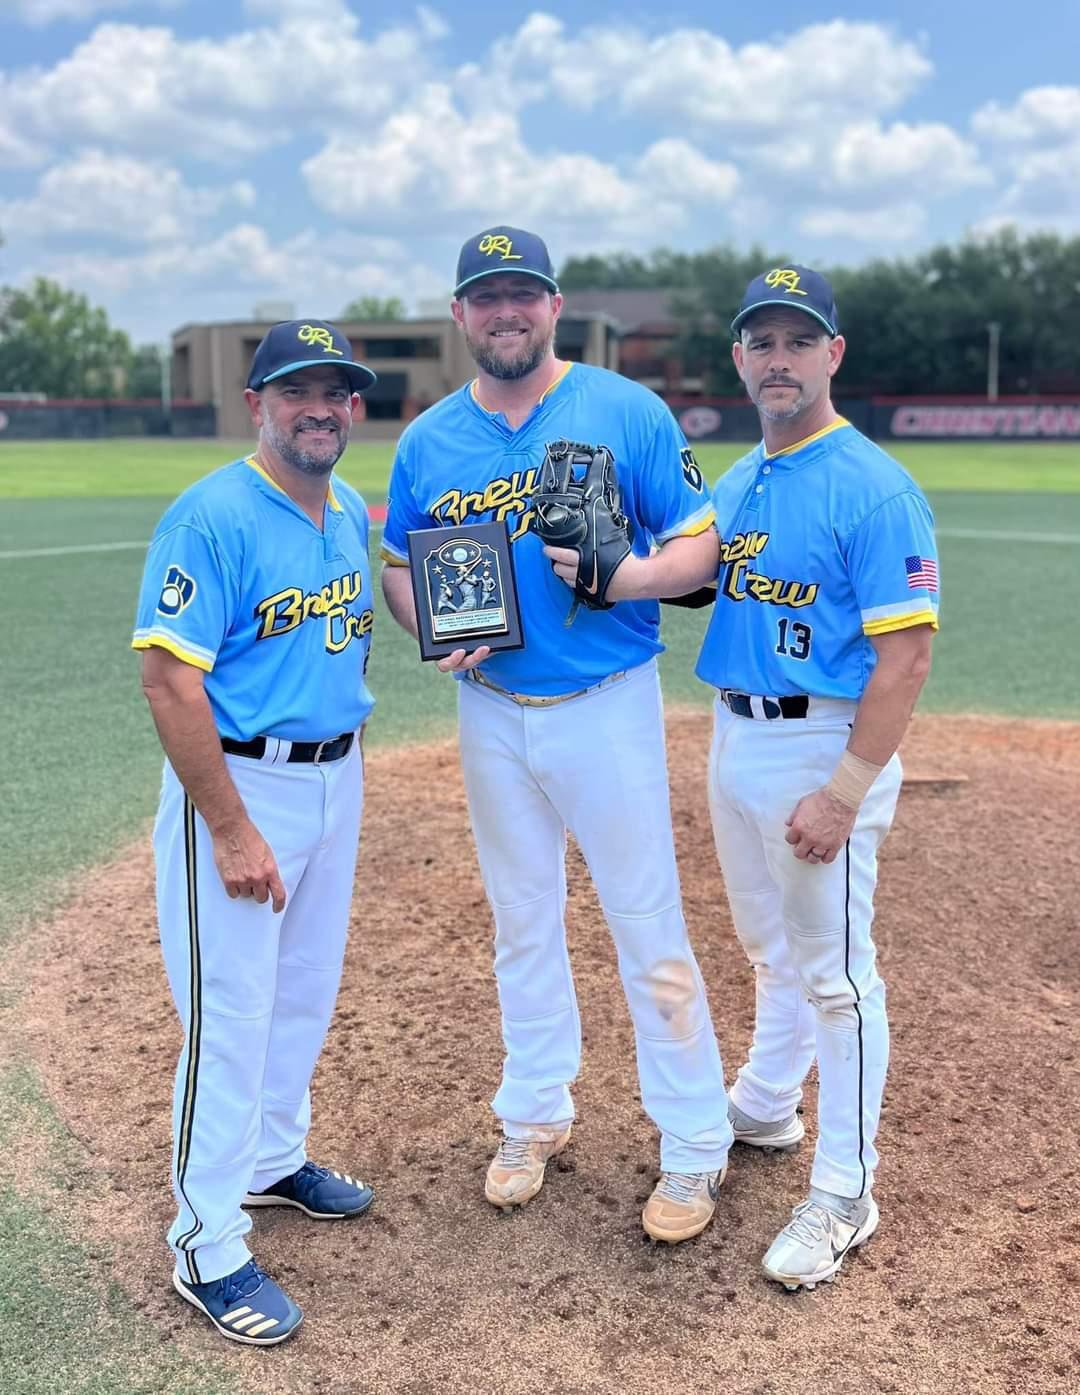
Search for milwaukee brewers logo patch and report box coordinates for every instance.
[680,446,704,492]
[157,565,196,616]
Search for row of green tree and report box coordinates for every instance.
[0,278,167,400]
[559,229,1080,396]
[3,230,1076,399]
[0,275,407,400]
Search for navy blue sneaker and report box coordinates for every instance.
[172,1259,302,1345]
[243,1161,375,1219]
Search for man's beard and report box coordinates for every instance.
[263,415,347,475]
[752,380,808,422]
[465,324,553,381]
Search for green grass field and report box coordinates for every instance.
[2,437,1079,498]
[0,435,1077,1394]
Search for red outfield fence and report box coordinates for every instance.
[669,395,1080,443]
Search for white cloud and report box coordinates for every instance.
[0,150,254,243]
[303,85,737,239]
[477,16,932,128]
[35,222,447,324]
[0,111,46,168]
[972,86,1080,225]
[973,86,1080,145]
[829,121,990,195]
[635,140,739,204]
[798,203,928,244]
[2,7,445,162]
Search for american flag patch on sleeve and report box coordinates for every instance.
[905,555,939,591]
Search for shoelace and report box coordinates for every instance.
[494,1137,535,1169]
[217,1259,267,1304]
[783,1201,838,1247]
[654,1171,710,1204]
[293,1161,331,1194]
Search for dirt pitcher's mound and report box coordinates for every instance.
[20,714,1080,1395]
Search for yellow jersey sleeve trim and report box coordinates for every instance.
[863,610,939,636]
[131,635,215,671]
[676,513,717,539]
[380,547,409,566]
[765,416,850,460]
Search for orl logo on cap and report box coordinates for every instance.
[763,269,807,297]
[477,235,522,262]
[297,324,343,355]
[157,565,196,617]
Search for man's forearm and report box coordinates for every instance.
[144,683,249,836]
[381,563,419,638]
[606,532,720,602]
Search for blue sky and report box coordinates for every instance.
[1,0,1077,345]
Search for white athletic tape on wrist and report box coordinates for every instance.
[826,749,885,810]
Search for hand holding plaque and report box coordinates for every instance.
[406,520,525,662]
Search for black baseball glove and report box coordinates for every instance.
[532,440,633,613]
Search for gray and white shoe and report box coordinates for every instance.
[729,1101,805,1152]
[762,1191,879,1291]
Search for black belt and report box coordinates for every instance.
[721,691,810,720]
[221,732,354,763]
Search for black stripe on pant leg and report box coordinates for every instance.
[841,838,868,1197]
[174,794,204,1283]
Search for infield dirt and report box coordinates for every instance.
[16,712,1080,1395]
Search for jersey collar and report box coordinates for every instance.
[468,360,574,428]
[245,455,343,514]
[761,417,850,466]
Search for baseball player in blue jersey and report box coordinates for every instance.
[560,266,939,1287]
[132,320,378,1344]
[381,226,734,1243]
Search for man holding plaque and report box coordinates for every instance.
[380,226,734,1245]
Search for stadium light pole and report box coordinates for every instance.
[986,321,1001,402]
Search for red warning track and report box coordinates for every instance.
[369,504,387,523]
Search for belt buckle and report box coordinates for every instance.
[312,739,328,764]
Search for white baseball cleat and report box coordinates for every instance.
[762,1193,879,1291]
[729,1102,805,1153]
[485,1125,572,1210]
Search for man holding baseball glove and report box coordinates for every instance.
[380,225,733,1243]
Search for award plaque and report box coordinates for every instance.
[406,520,525,662]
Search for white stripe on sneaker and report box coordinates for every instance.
[246,1318,280,1337]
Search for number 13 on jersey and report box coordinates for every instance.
[775,617,812,660]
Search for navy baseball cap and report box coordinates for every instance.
[246,319,377,393]
[731,266,839,338]
[454,225,559,297]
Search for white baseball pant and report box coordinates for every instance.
[154,742,363,1283]
[707,696,901,1198]
[459,660,732,1173]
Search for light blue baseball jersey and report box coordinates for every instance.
[133,458,375,740]
[695,419,939,700]
[382,363,714,696]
